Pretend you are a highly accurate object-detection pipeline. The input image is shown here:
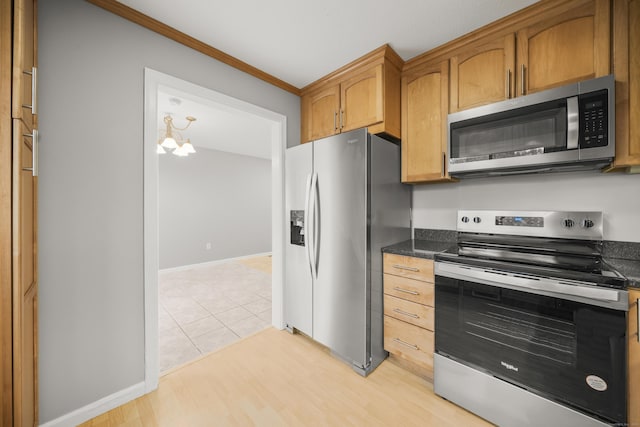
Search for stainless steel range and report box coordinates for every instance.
[434,210,628,427]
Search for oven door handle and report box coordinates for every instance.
[435,261,629,311]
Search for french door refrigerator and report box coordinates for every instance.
[285,128,411,376]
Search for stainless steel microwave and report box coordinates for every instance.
[447,75,615,178]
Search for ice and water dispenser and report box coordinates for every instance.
[290,210,305,246]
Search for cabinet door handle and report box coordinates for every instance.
[22,67,37,115]
[32,67,37,115]
[32,129,38,177]
[393,286,419,296]
[393,308,419,319]
[442,152,446,177]
[520,64,526,96]
[505,69,511,99]
[340,109,344,129]
[334,111,338,130]
[21,129,38,177]
[393,264,419,272]
[393,338,419,350]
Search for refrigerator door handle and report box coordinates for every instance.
[307,172,319,279]
[310,172,319,279]
[304,173,314,276]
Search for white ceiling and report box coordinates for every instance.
[139,0,539,159]
[118,0,538,88]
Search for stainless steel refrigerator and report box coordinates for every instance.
[285,128,411,376]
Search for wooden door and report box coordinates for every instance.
[11,0,38,425]
[340,64,383,133]
[517,0,610,95]
[450,34,515,112]
[630,289,640,426]
[1,1,13,425]
[401,60,452,183]
[303,84,339,142]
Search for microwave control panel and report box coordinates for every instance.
[579,90,608,148]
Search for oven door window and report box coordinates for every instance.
[435,276,627,424]
[450,100,568,162]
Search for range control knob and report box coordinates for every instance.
[563,218,575,228]
[581,219,595,229]
[461,216,470,223]
[473,217,482,224]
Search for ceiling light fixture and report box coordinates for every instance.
[157,115,197,156]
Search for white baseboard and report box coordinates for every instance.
[159,252,273,274]
[39,381,146,427]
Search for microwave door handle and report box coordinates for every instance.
[567,96,579,150]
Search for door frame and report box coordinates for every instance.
[143,68,286,391]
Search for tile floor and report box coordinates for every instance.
[158,257,272,373]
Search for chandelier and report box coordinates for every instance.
[157,115,197,157]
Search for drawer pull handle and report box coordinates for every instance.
[392,264,419,272]
[393,338,419,350]
[394,287,419,295]
[393,308,419,319]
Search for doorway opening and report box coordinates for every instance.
[144,68,286,391]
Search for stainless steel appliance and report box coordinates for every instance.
[448,75,615,177]
[285,128,411,376]
[434,210,628,427]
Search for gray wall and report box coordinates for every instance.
[413,171,640,242]
[37,0,299,422]
[159,148,271,269]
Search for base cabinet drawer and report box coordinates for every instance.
[383,273,434,306]
[384,315,434,370]
[383,253,434,282]
[384,294,434,330]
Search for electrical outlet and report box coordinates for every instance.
[205,242,211,250]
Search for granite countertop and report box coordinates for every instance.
[605,258,640,289]
[382,239,454,260]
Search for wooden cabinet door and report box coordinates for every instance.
[13,119,37,427]
[303,84,339,142]
[340,64,383,133]
[12,0,36,130]
[517,0,610,95]
[612,0,640,168]
[450,34,516,112]
[401,60,452,183]
[630,289,640,426]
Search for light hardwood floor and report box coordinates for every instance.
[81,327,492,427]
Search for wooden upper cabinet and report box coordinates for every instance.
[300,45,402,143]
[401,60,453,183]
[450,34,516,112]
[340,64,383,133]
[302,84,340,143]
[611,0,640,170]
[517,0,610,95]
